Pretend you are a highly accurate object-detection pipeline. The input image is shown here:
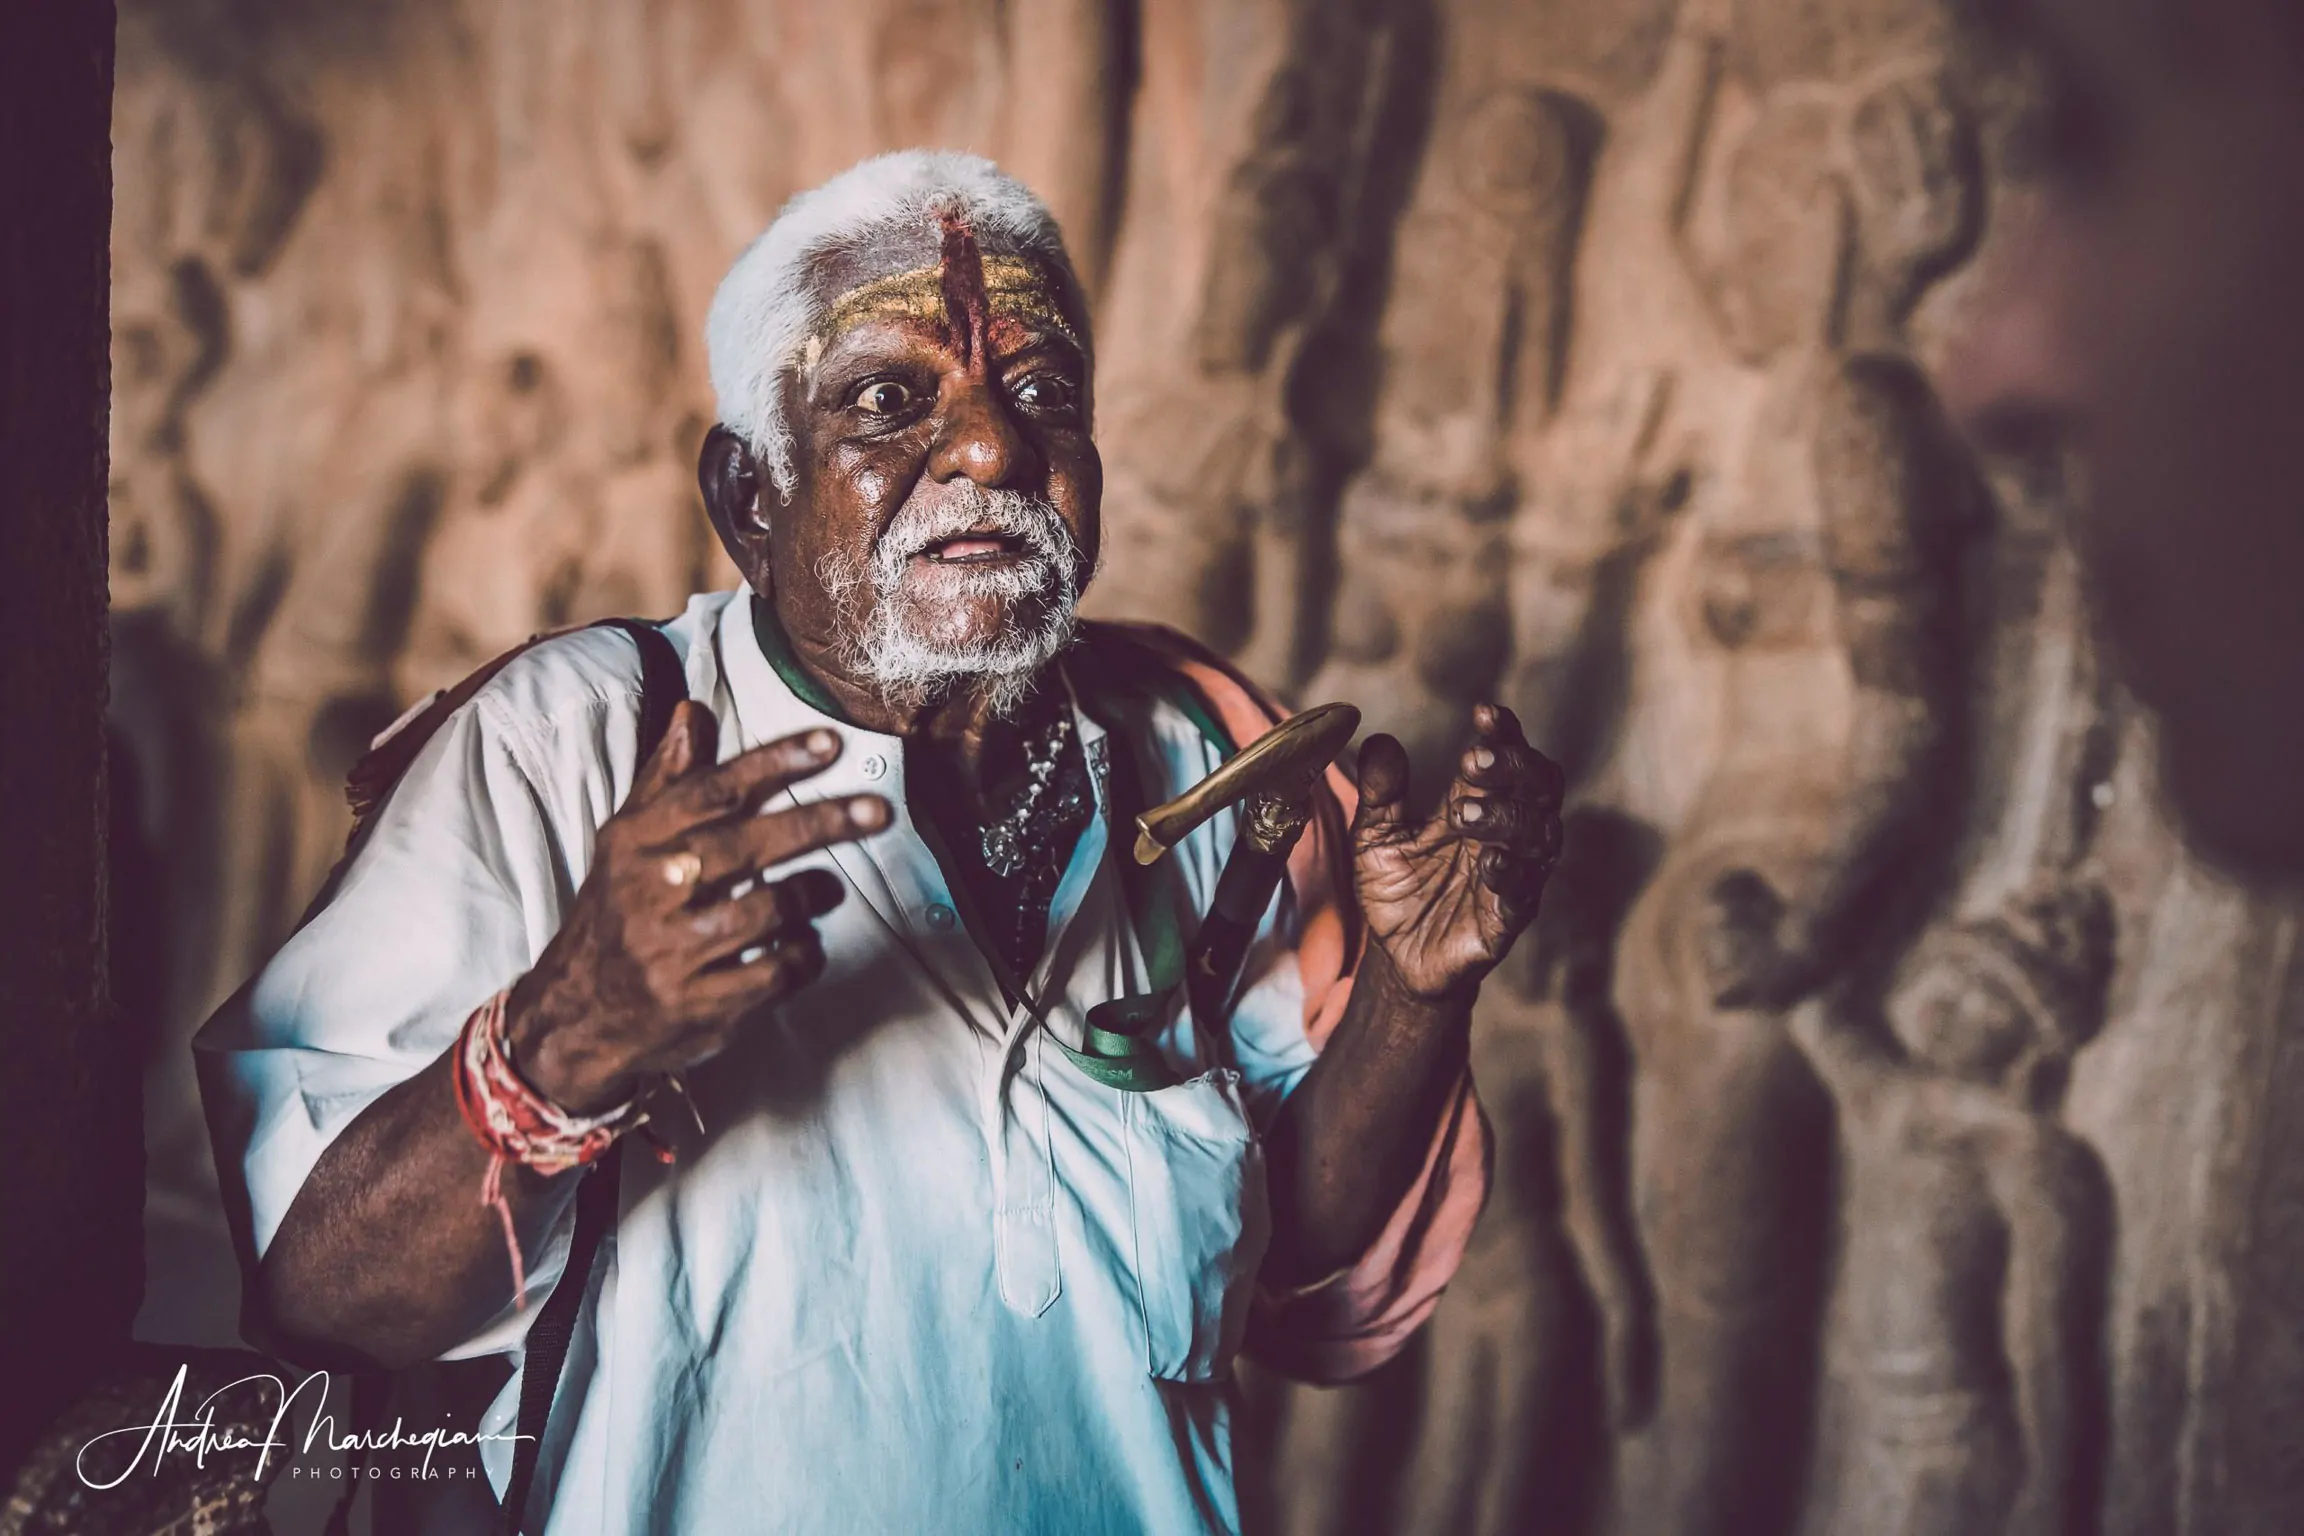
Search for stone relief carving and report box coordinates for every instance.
[103,2,2304,1533]
[1306,80,1599,797]
[1394,809,1661,1536]
[1603,35,1983,1534]
[1791,876,2114,1536]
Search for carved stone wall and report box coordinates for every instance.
[110,1,2304,1531]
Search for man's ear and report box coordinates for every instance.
[699,425,771,576]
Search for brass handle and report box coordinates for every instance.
[1134,702,1361,865]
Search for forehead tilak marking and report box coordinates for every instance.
[940,208,991,369]
[815,259,1079,351]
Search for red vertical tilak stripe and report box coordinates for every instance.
[937,207,992,371]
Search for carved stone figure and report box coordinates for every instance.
[1094,0,1430,670]
[1609,49,1983,1536]
[1307,83,1598,792]
[1399,810,1660,1536]
[1791,878,2114,1536]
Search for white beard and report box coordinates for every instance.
[816,482,1086,718]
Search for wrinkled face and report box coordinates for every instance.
[706,216,1101,716]
[1886,954,2035,1085]
[1942,0,2304,878]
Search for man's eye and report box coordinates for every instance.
[852,380,917,416]
[1011,374,1077,415]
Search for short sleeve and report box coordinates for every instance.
[1228,880,1494,1383]
[1162,745,1491,1388]
[193,644,650,1356]
[1224,892,1321,1128]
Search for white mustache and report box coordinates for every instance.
[868,484,1076,595]
[811,481,1087,718]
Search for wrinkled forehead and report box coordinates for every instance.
[802,215,1082,354]
[820,256,1081,345]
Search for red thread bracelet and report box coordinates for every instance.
[450,990,648,1309]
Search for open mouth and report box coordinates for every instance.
[914,531,1029,565]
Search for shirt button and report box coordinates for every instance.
[860,753,888,781]
[924,903,956,932]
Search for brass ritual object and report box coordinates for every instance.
[1134,702,1361,866]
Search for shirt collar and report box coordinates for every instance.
[711,587,1117,1042]
[717,588,1108,782]
[716,590,899,770]
[746,592,865,726]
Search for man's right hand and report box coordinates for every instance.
[504,701,890,1114]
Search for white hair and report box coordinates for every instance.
[705,149,1092,502]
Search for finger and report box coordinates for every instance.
[681,869,845,958]
[632,727,846,835]
[1458,739,1565,803]
[629,701,720,805]
[1470,702,1530,750]
[1353,733,1413,841]
[689,927,828,1006]
[638,932,829,1073]
[674,793,891,883]
[1449,792,1549,847]
[1481,845,1552,911]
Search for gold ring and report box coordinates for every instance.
[660,850,704,888]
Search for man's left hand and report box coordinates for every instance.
[1352,704,1566,1002]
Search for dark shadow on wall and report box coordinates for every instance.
[109,609,248,1352]
[0,0,135,1490]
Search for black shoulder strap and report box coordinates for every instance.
[598,617,691,762]
[499,619,685,1535]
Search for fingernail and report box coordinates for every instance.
[1472,748,1496,771]
[851,797,889,828]
[1460,800,1485,822]
[808,730,836,755]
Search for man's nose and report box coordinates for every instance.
[927,377,1032,487]
[1938,213,2086,455]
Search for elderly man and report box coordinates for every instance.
[196,151,1558,1533]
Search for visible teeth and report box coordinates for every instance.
[920,537,1013,563]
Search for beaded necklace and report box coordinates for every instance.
[749,595,1094,976]
[966,706,1095,975]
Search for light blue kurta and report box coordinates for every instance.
[199,589,1332,1534]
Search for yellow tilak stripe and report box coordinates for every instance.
[819,256,1079,348]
